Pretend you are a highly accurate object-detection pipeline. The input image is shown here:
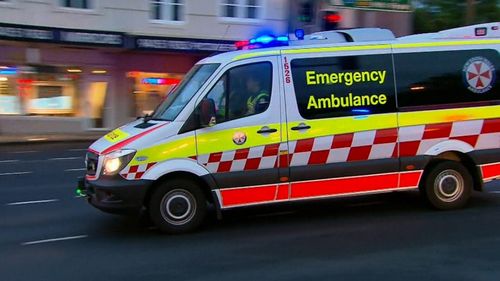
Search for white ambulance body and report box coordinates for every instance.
[79,23,500,233]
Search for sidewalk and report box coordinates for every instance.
[0,132,105,145]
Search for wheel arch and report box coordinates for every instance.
[421,150,483,191]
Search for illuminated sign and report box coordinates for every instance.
[329,0,411,12]
[141,78,181,85]
[0,23,235,52]
[135,37,236,52]
[0,67,17,75]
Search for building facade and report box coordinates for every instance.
[0,0,289,134]
[289,0,412,37]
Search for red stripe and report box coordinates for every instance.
[374,128,398,144]
[331,133,354,148]
[244,158,261,170]
[481,162,500,180]
[208,152,222,163]
[481,118,500,134]
[451,135,479,147]
[129,166,138,173]
[234,148,250,160]
[308,150,329,165]
[295,138,314,153]
[219,172,422,207]
[399,141,420,157]
[347,146,371,161]
[217,161,232,173]
[221,185,277,207]
[88,148,100,155]
[276,184,289,200]
[423,123,452,139]
[399,171,423,187]
[101,123,169,155]
[263,143,279,157]
[290,173,400,199]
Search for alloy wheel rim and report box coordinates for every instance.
[160,189,196,226]
[434,169,464,203]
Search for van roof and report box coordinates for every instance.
[199,22,499,64]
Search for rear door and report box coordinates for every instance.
[281,47,402,200]
[194,56,288,209]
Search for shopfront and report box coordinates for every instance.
[0,23,235,134]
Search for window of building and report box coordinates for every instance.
[60,0,91,9]
[0,76,21,115]
[150,0,185,22]
[291,55,396,119]
[220,0,262,20]
[394,49,499,109]
[0,65,80,116]
[204,62,272,123]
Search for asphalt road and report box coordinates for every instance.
[1,142,500,281]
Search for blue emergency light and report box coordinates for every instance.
[235,34,289,50]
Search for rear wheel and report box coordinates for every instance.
[149,178,207,234]
[421,161,472,210]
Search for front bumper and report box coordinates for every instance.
[77,176,153,215]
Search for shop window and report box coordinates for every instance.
[0,65,79,116]
[204,62,272,123]
[220,0,262,20]
[29,83,75,115]
[291,55,396,119]
[60,0,91,9]
[0,76,21,115]
[394,49,499,109]
[150,0,185,22]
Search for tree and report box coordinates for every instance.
[413,0,499,33]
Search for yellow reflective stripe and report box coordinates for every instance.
[288,113,398,141]
[196,123,281,155]
[232,50,280,61]
[104,128,129,143]
[129,136,196,166]
[393,39,500,49]
[399,105,500,127]
[282,44,391,55]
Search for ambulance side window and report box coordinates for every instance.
[291,54,396,119]
[394,49,499,108]
[204,62,272,123]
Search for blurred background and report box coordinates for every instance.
[0,0,497,136]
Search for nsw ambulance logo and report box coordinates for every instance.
[232,132,247,145]
[463,57,495,94]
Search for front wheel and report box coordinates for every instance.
[421,161,473,210]
[149,179,207,234]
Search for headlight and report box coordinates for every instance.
[103,149,136,175]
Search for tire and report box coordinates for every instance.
[421,161,473,210]
[149,178,207,234]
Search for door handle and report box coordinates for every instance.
[257,126,278,134]
[291,123,311,131]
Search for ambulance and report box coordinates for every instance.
[78,23,500,233]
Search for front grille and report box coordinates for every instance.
[86,151,99,176]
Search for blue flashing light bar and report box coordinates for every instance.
[235,34,289,50]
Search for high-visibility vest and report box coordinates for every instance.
[246,92,269,114]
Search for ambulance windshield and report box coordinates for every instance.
[152,63,220,121]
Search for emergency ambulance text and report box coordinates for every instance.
[306,70,387,86]
[307,93,387,110]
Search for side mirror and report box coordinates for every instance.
[199,98,216,127]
